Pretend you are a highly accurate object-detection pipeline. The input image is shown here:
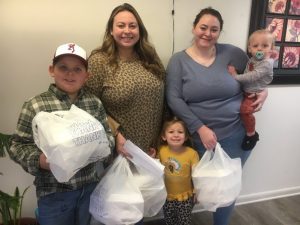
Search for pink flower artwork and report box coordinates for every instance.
[282,47,300,68]
[285,19,300,42]
[270,46,280,68]
[289,0,300,15]
[268,0,287,14]
[266,18,284,41]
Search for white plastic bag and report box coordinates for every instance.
[124,140,167,217]
[32,105,111,182]
[89,155,144,225]
[124,140,164,177]
[131,166,167,217]
[192,143,242,212]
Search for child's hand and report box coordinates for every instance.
[227,65,237,77]
[193,193,198,204]
[147,147,157,158]
[39,153,50,170]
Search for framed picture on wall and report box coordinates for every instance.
[249,0,300,84]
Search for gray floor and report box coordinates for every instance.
[144,195,300,225]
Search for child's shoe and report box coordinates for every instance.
[242,132,259,151]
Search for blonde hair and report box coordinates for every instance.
[248,29,275,47]
[90,3,165,80]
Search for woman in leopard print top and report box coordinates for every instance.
[86,3,165,158]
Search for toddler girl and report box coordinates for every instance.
[157,117,200,225]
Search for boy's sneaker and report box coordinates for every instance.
[242,132,259,151]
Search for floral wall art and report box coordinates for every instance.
[268,0,287,13]
[285,19,300,42]
[250,0,300,84]
[282,46,300,67]
[289,0,300,15]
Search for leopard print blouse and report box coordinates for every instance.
[86,52,165,152]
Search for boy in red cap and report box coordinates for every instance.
[9,43,114,225]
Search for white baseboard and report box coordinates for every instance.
[192,186,300,213]
[236,186,300,205]
[146,186,300,221]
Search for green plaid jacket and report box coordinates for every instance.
[9,84,114,198]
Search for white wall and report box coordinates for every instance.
[1,0,299,219]
[240,86,300,202]
[174,0,252,51]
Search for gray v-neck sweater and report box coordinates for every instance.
[166,43,249,140]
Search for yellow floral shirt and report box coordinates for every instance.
[158,145,199,201]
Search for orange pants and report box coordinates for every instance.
[240,93,256,134]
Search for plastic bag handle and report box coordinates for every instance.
[200,149,214,163]
[214,143,230,158]
[199,143,229,166]
[110,155,133,178]
[211,142,232,168]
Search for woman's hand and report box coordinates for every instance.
[147,147,157,158]
[197,125,217,150]
[250,88,268,112]
[115,132,132,158]
[39,153,50,170]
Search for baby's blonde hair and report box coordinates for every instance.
[248,29,275,48]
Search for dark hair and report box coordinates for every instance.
[193,7,224,31]
[90,3,165,79]
[160,117,192,146]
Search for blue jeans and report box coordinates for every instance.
[135,219,144,225]
[193,125,251,225]
[193,124,251,166]
[37,182,97,225]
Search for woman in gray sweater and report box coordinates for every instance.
[166,7,268,225]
